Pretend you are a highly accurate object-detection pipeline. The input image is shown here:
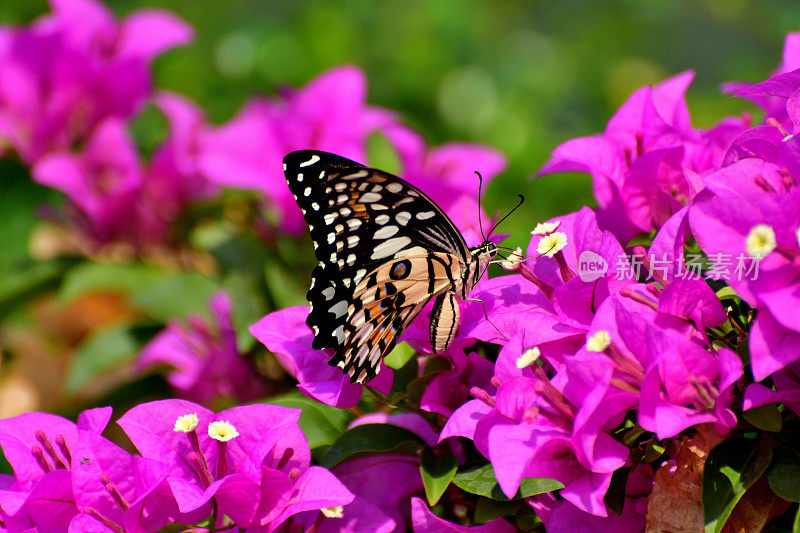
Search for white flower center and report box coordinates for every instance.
[174,413,199,432]
[321,506,344,518]
[531,221,561,236]
[536,232,568,258]
[746,224,777,258]
[501,246,524,271]
[208,421,239,442]
[515,347,541,368]
[586,330,611,352]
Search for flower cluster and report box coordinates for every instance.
[4,1,800,531]
[1,0,503,252]
[0,402,358,532]
[252,32,800,531]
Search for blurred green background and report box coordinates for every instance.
[1,0,796,249]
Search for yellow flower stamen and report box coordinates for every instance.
[586,330,611,352]
[531,221,561,236]
[536,232,568,258]
[208,421,239,442]
[501,246,523,271]
[321,506,344,518]
[174,413,199,433]
[515,347,541,368]
[746,224,777,258]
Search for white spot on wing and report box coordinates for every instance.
[416,211,435,220]
[333,325,345,343]
[322,287,335,300]
[386,182,403,193]
[327,233,335,244]
[304,187,312,197]
[347,218,362,230]
[396,211,411,225]
[300,155,320,167]
[297,173,303,182]
[347,235,359,248]
[374,225,399,239]
[371,236,411,259]
[330,300,348,318]
[360,192,381,203]
[375,214,390,225]
[324,213,338,225]
[354,269,367,283]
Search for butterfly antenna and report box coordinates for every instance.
[475,171,487,241]
[487,194,525,239]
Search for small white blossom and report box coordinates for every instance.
[174,413,199,433]
[515,347,541,368]
[531,221,561,236]
[208,421,239,442]
[586,330,611,352]
[321,506,344,518]
[746,224,776,258]
[501,246,524,271]
[536,232,568,258]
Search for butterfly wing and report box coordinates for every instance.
[283,150,470,382]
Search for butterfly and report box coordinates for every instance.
[284,150,499,384]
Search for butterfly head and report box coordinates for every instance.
[466,240,497,292]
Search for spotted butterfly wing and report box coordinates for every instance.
[284,150,496,383]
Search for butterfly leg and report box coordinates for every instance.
[430,291,460,353]
[462,297,509,342]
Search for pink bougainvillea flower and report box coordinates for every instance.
[690,187,800,379]
[743,361,800,417]
[250,306,393,408]
[539,71,747,242]
[32,117,151,245]
[443,362,632,516]
[196,66,401,234]
[530,464,652,533]
[138,291,266,405]
[117,399,353,531]
[0,407,178,533]
[724,32,800,130]
[637,325,741,439]
[410,496,515,532]
[0,0,192,163]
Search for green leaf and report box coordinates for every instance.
[715,286,739,301]
[702,438,773,533]
[452,463,563,501]
[384,341,416,370]
[743,404,782,433]
[419,447,458,505]
[0,160,58,271]
[366,131,402,175]
[132,272,220,322]
[767,450,800,502]
[64,324,142,393]
[59,263,169,302]
[263,261,307,309]
[604,467,631,516]
[626,231,656,248]
[473,497,524,524]
[0,258,77,318]
[321,423,425,468]
[266,392,353,449]
[222,270,269,352]
[794,504,800,533]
